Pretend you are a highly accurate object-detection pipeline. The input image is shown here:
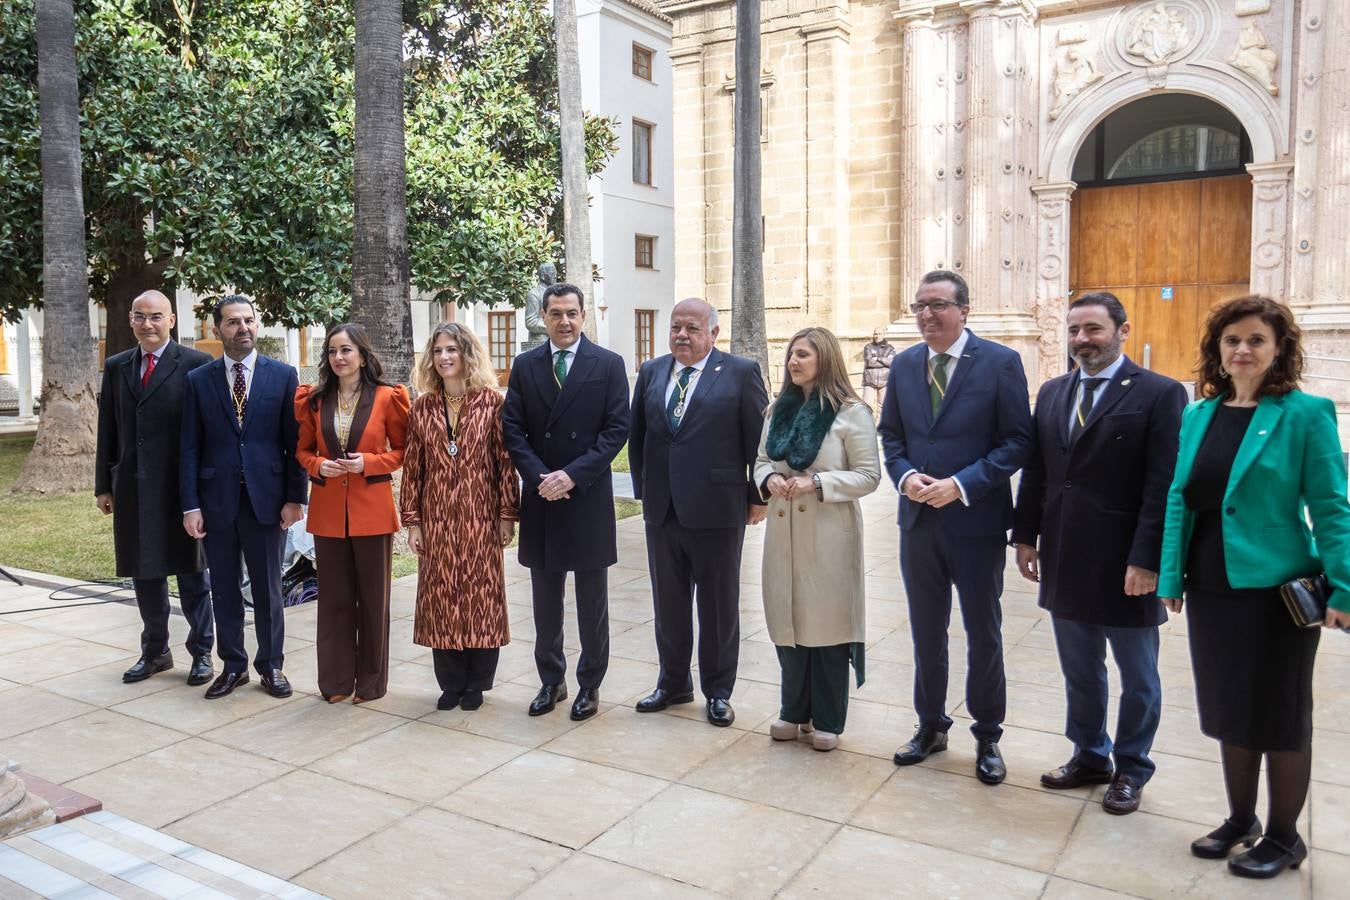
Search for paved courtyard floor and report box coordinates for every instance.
[0,485,1347,898]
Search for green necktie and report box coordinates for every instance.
[553,349,570,388]
[666,366,694,430]
[929,353,950,414]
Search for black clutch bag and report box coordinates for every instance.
[1279,573,1328,628]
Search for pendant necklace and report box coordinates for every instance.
[336,388,359,455]
[442,393,465,458]
[672,369,699,419]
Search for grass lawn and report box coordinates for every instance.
[0,434,640,582]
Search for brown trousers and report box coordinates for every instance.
[314,533,392,701]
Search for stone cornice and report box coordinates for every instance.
[894,0,1036,23]
[800,16,853,43]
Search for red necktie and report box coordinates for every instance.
[141,352,157,388]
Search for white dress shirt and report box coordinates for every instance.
[1067,354,1125,434]
[663,352,711,412]
[139,343,167,382]
[222,349,258,398]
[548,340,578,380]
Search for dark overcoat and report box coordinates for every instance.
[1011,357,1187,627]
[502,335,630,572]
[95,341,213,578]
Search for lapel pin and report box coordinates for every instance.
[1121,379,1131,386]
[1258,429,1268,436]
[715,365,722,372]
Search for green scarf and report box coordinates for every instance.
[765,385,838,471]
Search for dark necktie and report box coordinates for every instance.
[929,353,950,414]
[141,352,157,388]
[553,349,569,388]
[666,366,695,430]
[1071,377,1105,440]
[231,361,248,427]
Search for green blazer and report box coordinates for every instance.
[1158,390,1350,613]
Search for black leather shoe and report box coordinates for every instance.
[1192,817,1263,859]
[1228,834,1307,879]
[204,670,249,699]
[436,690,461,711]
[528,683,567,716]
[975,740,1006,785]
[123,651,173,683]
[259,669,293,698]
[1102,773,1143,814]
[460,689,484,711]
[635,688,695,712]
[706,698,735,727]
[1041,757,1114,790]
[570,688,599,721]
[186,655,214,686]
[893,726,947,766]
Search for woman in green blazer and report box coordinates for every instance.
[1159,295,1350,881]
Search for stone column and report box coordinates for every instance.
[1310,0,1350,319]
[0,759,54,837]
[801,17,853,332]
[1288,1,1326,313]
[1030,181,1075,385]
[895,11,953,299]
[1246,162,1293,302]
[669,44,707,302]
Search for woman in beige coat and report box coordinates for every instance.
[755,327,881,751]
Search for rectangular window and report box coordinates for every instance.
[632,44,653,81]
[634,235,655,269]
[635,310,656,369]
[488,311,516,376]
[632,120,653,185]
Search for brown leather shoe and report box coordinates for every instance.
[1041,757,1114,790]
[1102,773,1143,814]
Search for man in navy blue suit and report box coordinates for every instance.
[878,270,1032,785]
[628,298,768,727]
[502,282,630,722]
[181,295,307,700]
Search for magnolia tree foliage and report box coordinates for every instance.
[0,0,615,336]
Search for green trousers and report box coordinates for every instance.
[776,643,852,734]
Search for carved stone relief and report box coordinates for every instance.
[1229,21,1279,95]
[1050,46,1103,120]
[1124,3,1190,65]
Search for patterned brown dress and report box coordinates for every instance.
[400,389,520,650]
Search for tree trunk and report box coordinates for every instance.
[352,0,413,384]
[18,0,98,494]
[553,0,595,339]
[731,0,769,387]
[103,222,172,357]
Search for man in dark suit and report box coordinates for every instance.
[502,282,629,721]
[1012,292,1186,815]
[96,290,215,686]
[628,298,768,727]
[180,295,306,700]
[879,270,1033,785]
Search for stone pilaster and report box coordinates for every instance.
[801,17,853,331]
[1246,162,1293,302]
[669,44,707,302]
[1310,0,1350,320]
[1288,0,1326,314]
[1030,180,1075,386]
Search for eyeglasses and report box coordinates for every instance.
[130,313,167,324]
[910,300,961,314]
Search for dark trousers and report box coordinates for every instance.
[432,647,501,693]
[777,644,851,734]
[203,486,286,675]
[646,512,744,700]
[1052,616,1162,783]
[899,525,1007,741]
[132,571,213,659]
[314,534,392,701]
[530,568,609,689]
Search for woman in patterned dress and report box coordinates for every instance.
[401,323,520,711]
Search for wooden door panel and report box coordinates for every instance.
[1074,186,1139,288]
[1199,175,1252,283]
[1138,180,1201,285]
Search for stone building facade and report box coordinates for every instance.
[660,0,1350,410]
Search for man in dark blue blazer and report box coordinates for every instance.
[879,270,1032,785]
[628,298,768,727]
[1012,293,1186,815]
[181,295,307,700]
[502,282,630,722]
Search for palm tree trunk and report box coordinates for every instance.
[553,0,594,338]
[352,0,412,384]
[17,0,98,494]
[732,0,768,385]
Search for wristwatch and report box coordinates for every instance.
[812,473,824,502]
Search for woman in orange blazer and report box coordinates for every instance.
[295,323,410,703]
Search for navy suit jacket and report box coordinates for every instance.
[1011,357,1185,627]
[629,348,768,530]
[180,354,307,532]
[878,329,1032,536]
[502,334,630,572]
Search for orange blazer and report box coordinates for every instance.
[295,383,410,538]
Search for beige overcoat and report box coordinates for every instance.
[754,400,881,647]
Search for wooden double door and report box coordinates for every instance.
[1069,174,1252,383]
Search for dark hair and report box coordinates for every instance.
[917,270,969,307]
[1070,292,1128,328]
[542,282,584,311]
[212,294,256,326]
[1196,294,1303,400]
[308,323,394,410]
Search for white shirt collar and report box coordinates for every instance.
[673,351,712,375]
[548,339,579,357]
[140,342,169,361]
[224,349,258,371]
[926,328,970,361]
[1078,353,1126,384]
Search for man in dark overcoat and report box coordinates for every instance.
[1012,292,1187,815]
[95,290,215,685]
[503,282,630,722]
